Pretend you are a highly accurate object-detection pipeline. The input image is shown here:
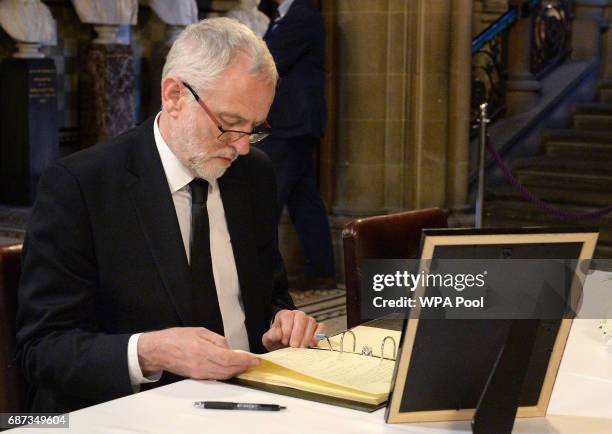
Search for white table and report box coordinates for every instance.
[11,318,612,433]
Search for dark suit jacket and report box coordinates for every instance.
[15,116,295,413]
[264,0,326,139]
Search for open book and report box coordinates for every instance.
[235,326,401,406]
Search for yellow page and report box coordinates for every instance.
[254,347,395,395]
[238,358,385,405]
[317,326,402,359]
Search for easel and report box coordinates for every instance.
[472,319,540,434]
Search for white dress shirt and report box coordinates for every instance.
[127,112,250,388]
[277,0,295,20]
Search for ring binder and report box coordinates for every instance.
[316,329,398,361]
[381,336,397,362]
[234,324,401,412]
[322,336,334,351]
[339,330,356,354]
[361,346,373,357]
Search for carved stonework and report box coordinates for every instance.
[0,0,56,44]
[14,42,45,59]
[147,0,198,26]
[92,24,122,44]
[0,0,57,58]
[71,0,138,25]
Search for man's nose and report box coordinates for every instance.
[231,135,251,155]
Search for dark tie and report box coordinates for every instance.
[189,179,224,335]
[264,9,281,41]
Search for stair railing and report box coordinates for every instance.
[474,107,612,224]
[472,1,612,224]
[471,5,516,130]
[530,0,573,77]
[470,0,574,130]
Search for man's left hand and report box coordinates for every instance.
[262,309,325,352]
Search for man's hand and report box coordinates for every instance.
[137,327,259,380]
[262,309,325,352]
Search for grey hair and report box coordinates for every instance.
[161,17,277,96]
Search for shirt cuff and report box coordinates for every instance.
[128,333,162,388]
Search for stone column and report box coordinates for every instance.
[318,0,340,278]
[382,0,411,213]
[79,38,136,147]
[571,0,607,61]
[325,0,459,213]
[603,2,612,79]
[446,0,473,210]
[72,0,138,147]
[319,0,337,208]
[319,0,458,283]
[330,0,388,217]
[406,0,453,208]
[505,3,542,115]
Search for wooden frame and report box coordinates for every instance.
[386,228,599,424]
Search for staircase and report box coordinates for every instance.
[485,79,612,258]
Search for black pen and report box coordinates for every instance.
[194,401,286,411]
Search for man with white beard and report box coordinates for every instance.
[16,18,324,414]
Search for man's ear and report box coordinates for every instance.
[161,77,184,118]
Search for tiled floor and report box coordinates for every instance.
[291,288,347,336]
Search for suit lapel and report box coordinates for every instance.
[218,165,266,350]
[125,118,195,326]
[123,119,268,341]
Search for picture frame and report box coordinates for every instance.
[385,227,599,425]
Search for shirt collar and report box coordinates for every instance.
[153,112,195,194]
[153,112,221,194]
[276,0,295,20]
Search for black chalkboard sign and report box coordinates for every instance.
[385,227,599,426]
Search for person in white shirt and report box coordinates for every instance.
[16,17,324,413]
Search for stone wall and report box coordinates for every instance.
[280,0,474,283]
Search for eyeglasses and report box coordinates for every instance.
[182,81,272,144]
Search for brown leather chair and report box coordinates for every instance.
[0,244,27,413]
[342,208,448,328]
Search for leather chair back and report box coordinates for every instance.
[0,244,27,413]
[342,209,448,328]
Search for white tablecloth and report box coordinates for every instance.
[10,318,612,433]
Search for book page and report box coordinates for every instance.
[238,358,384,404]
[255,347,395,395]
[316,325,402,359]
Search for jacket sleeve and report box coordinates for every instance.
[15,162,133,406]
